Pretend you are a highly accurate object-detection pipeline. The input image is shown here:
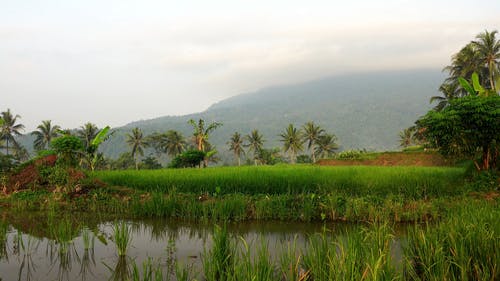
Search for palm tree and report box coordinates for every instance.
[473,30,500,91]
[1,109,25,156]
[188,119,222,152]
[314,134,339,159]
[399,128,413,148]
[164,130,186,157]
[78,122,99,150]
[302,121,325,163]
[126,127,145,170]
[31,120,61,151]
[227,132,245,166]
[245,129,264,165]
[279,124,304,164]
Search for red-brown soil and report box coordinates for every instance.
[317,152,452,167]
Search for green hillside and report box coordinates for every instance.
[99,69,443,163]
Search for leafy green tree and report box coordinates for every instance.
[141,154,162,169]
[302,121,325,163]
[0,109,25,156]
[188,118,222,152]
[109,152,136,170]
[77,122,99,151]
[126,127,146,170]
[245,129,264,165]
[417,95,500,170]
[257,147,284,165]
[314,134,339,159]
[31,120,61,151]
[279,124,304,164]
[169,149,205,168]
[227,132,245,166]
[51,135,84,166]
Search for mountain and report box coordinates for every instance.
[99,69,444,163]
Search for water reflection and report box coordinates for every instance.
[0,212,402,281]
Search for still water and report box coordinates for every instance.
[0,213,403,281]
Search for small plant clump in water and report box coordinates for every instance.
[113,221,132,256]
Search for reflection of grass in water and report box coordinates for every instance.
[15,232,41,281]
[0,222,8,261]
[78,228,96,280]
[105,255,131,281]
[113,221,132,256]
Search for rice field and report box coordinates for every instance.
[93,165,466,199]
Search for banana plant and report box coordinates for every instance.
[459,72,500,96]
[83,126,114,171]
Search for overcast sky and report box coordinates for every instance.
[1,0,499,131]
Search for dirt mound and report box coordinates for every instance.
[4,155,58,193]
[317,152,452,167]
[2,155,96,195]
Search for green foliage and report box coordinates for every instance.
[296,154,312,163]
[418,95,500,170]
[113,221,132,256]
[108,152,136,170]
[0,153,15,172]
[141,155,162,169]
[168,149,205,168]
[51,135,84,166]
[336,149,365,160]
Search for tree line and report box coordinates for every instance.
[0,111,339,171]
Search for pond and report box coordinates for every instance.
[0,213,405,281]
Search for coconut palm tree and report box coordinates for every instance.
[188,119,222,152]
[1,109,25,156]
[245,129,264,165]
[279,124,304,164]
[314,134,339,159]
[227,132,245,166]
[302,122,325,163]
[126,127,145,170]
[78,122,100,150]
[473,30,500,91]
[31,120,61,151]
[164,130,186,157]
[399,128,414,148]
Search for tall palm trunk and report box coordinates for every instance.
[489,60,496,91]
[311,144,316,163]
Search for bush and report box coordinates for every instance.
[51,135,83,166]
[337,150,364,160]
[169,150,205,168]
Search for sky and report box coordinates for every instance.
[1,0,499,131]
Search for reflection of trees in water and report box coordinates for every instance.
[0,224,8,262]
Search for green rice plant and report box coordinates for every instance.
[81,227,95,251]
[404,202,500,280]
[50,218,75,255]
[132,258,168,281]
[113,221,132,256]
[234,238,276,281]
[93,165,466,199]
[279,236,305,281]
[202,224,235,281]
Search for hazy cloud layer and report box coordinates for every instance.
[1,0,499,130]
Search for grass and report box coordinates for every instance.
[93,165,466,199]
